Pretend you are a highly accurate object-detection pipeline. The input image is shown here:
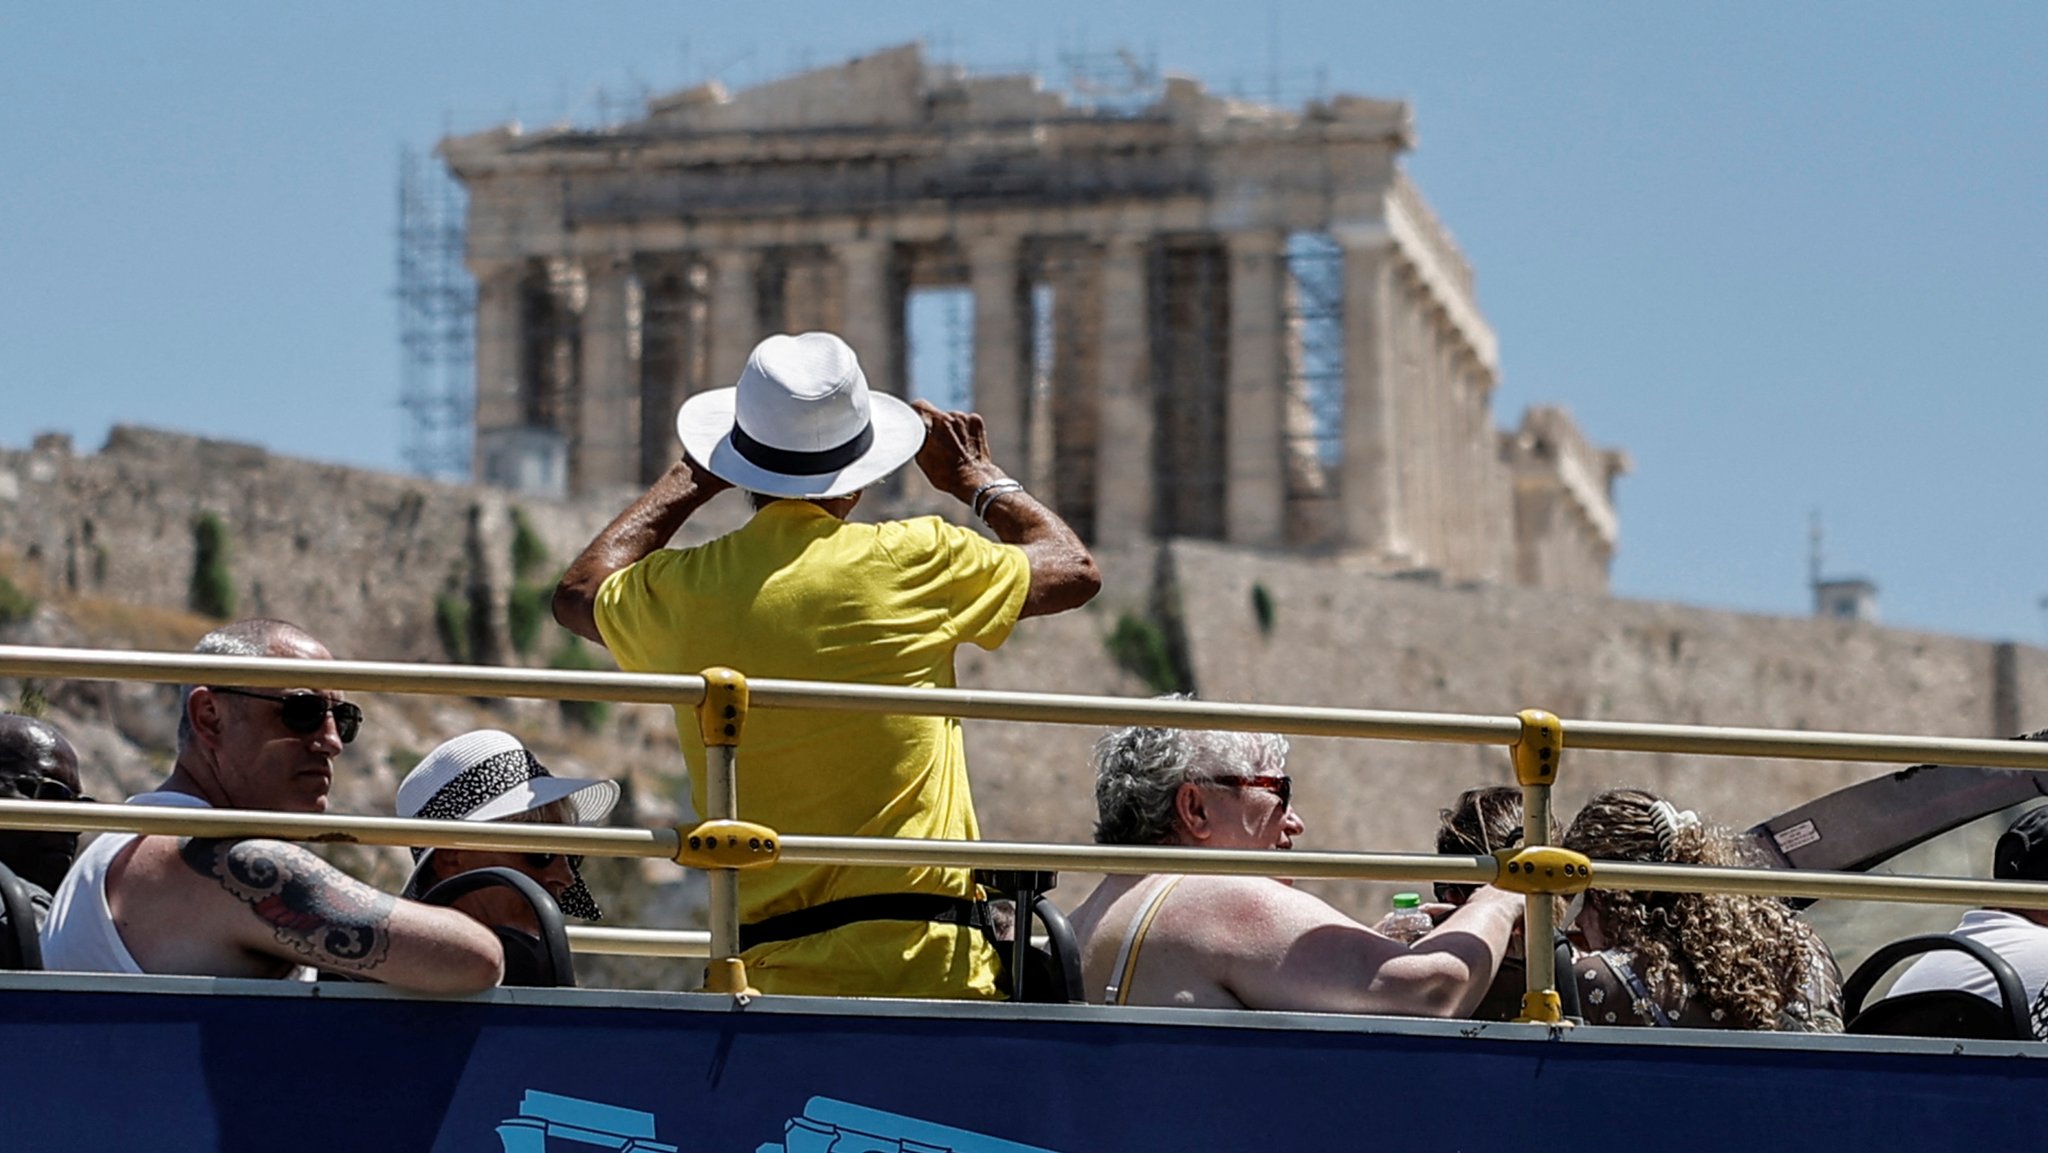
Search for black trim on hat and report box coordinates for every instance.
[730,420,874,477]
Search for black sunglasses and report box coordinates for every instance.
[2,774,93,805]
[522,852,584,871]
[210,687,363,744]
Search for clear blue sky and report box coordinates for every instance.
[4,3,2045,641]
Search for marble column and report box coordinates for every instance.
[1225,231,1286,548]
[1094,235,1153,544]
[469,259,527,463]
[575,255,640,492]
[707,248,761,390]
[1336,230,1405,557]
[967,235,1029,475]
[837,239,898,395]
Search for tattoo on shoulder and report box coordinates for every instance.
[179,837,396,973]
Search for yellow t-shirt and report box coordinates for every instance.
[595,500,1031,998]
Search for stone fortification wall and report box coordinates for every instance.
[0,427,747,666]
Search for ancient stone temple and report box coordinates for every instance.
[443,43,1625,592]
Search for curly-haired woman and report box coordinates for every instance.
[1561,788,1843,1031]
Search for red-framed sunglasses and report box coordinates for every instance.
[1207,774,1292,809]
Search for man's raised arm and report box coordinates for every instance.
[181,837,504,994]
[554,458,732,645]
[912,400,1100,619]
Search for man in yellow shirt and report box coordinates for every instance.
[554,331,1099,998]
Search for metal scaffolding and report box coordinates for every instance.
[396,146,476,480]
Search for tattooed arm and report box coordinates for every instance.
[181,837,504,993]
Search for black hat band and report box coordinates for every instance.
[730,420,874,477]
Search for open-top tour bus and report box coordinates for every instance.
[2,644,2045,1152]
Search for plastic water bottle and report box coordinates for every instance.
[1381,892,1435,944]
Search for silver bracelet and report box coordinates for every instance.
[968,478,1019,515]
[971,480,1024,519]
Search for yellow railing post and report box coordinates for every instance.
[1510,708,1565,1024]
[694,667,753,997]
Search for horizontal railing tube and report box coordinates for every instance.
[0,646,709,708]
[7,799,2048,913]
[8,644,2048,769]
[0,799,682,860]
[776,837,1500,886]
[566,927,710,958]
[1589,861,2048,909]
[1564,718,2048,770]
[743,678,1522,746]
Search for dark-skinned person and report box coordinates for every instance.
[0,715,88,931]
[554,331,1100,999]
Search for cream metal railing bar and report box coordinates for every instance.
[7,645,2048,768]
[6,798,2048,914]
[0,798,681,859]
[567,927,710,958]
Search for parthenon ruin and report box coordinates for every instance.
[443,44,1626,592]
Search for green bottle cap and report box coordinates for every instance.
[1392,892,1422,909]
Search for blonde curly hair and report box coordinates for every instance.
[1563,788,1818,1030]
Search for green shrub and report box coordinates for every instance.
[550,638,612,732]
[507,582,553,657]
[1107,612,1181,696]
[1251,582,1276,636]
[13,682,48,718]
[434,591,473,664]
[0,574,36,628]
[510,507,549,582]
[188,512,236,620]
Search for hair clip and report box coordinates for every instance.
[1647,799,1699,861]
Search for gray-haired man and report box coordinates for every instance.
[1069,723,1522,1015]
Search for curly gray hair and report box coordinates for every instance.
[1092,723,1290,845]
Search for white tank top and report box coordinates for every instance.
[40,791,213,974]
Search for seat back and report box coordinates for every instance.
[419,866,576,988]
[1843,932,2030,1039]
[0,861,43,971]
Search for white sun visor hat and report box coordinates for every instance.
[676,331,926,499]
[397,729,618,828]
[397,730,620,921]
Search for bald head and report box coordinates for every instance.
[0,716,80,797]
[0,715,83,892]
[176,618,332,754]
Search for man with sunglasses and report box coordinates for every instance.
[1068,722,1523,1015]
[41,618,505,992]
[0,716,87,930]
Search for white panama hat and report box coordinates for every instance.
[397,729,620,920]
[676,331,926,499]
